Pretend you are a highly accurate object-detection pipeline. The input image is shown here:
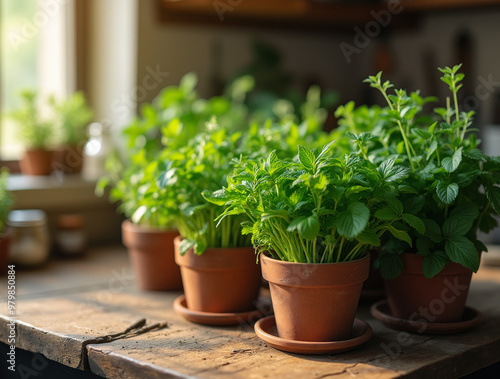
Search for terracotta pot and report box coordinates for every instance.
[361,249,386,302]
[122,220,182,291]
[261,253,370,342]
[53,144,84,174]
[174,236,261,313]
[20,149,54,176]
[385,253,474,323]
[0,232,12,275]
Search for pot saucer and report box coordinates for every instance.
[254,316,372,355]
[174,295,273,326]
[371,300,482,334]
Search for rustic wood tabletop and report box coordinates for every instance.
[1,246,500,378]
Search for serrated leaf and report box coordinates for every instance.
[294,214,320,241]
[485,185,500,214]
[441,147,462,172]
[436,181,459,204]
[464,148,484,160]
[445,236,480,272]
[298,145,316,172]
[337,202,370,239]
[427,140,438,160]
[355,228,381,247]
[387,226,413,247]
[402,213,425,234]
[422,251,449,278]
[423,218,442,243]
[316,141,335,161]
[449,203,479,223]
[375,207,398,221]
[442,217,472,238]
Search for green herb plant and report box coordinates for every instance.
[50,92,93,146]
[353,64,500,278]
[8,90,53,150]
[208,144,422,263]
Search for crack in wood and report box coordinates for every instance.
[77,318,169,371]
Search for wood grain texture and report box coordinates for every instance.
[0,247,499,378]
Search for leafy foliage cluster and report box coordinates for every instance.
[7,90,93,149]
[336,64,500,278]
[207,144,421,263]
[49,92,93,145]
[98,73,334,230]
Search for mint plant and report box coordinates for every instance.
[207,144,421,263]
[349,64,500,278]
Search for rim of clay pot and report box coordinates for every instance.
[122,219,177,235]
[398,252,477,276]
[261,252,370,287]
[174,235,257,270]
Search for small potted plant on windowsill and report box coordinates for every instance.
[210,143,420,351]
[50,92,93,175]
[355,65,500,331]
[9,90,54,176]
[0,169,14,274]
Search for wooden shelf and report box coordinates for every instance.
[157,0,500,30]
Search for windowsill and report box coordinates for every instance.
[7,173,110,211]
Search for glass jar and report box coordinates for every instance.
[55,214,86,257]
[7,210,50,266]
[82,122,112,181]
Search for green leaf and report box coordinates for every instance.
[442,216,473,238]
[402,213,425,234]
[355,228,381,247]
[387,197,404,215]
[450,203,479,222]
[422,251,449,278]
[337,202,370,239]
[441,147,462,172]
[436,181,459,204]
[427,140,438,161]
[423,218,442,243]
[374,207,398,221]
[485,185,500,214]
[378,253,404,279]
[387,226,413,247]
[298,145,316,172]
[201,189,227,206]
[316,141,335,161]
[445,236,480,272]
[464,148,484,160]
[416,237,433,256]
[296,214,320,241]
[131,205,147,224]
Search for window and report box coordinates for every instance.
[0,0,75,161]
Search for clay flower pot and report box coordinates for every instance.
[53,144,84,174]
[261,253,370,342]
[385,253,475,323]
[174,236,261,313]
[122,220,182,291]
[20,149,54,176]
[361,249,386,302]
[0,232,12,275]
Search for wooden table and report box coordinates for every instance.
[1,246,500,378]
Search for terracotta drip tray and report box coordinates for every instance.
[174,294,273,326]
[371,300,482,334]
[254,316,372,355]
